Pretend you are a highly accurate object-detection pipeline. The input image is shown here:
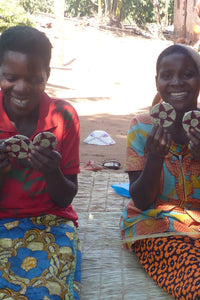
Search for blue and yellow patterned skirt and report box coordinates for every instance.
[0,214,81,299]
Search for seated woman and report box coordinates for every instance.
[0,25,81,299]
[120,44,200,299]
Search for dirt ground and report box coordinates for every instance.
[35,15,172,171]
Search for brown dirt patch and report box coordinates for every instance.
[35,15,172,172]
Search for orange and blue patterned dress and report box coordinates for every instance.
[120,113,200,299]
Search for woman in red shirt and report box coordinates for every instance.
[0,25,81,299]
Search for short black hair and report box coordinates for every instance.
[0,25,52,72]
[156,44,198,74]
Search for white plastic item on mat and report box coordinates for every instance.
[84,130,116,145]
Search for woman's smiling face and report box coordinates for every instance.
[156,52,200,113]
[0,50,49,118]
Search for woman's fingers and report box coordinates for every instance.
[28,148,61,173]
[146,125,171,157]
[0,140,11,172]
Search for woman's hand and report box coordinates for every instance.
[187,128,200,160]
[146,125,171,158]
[129,125,171,211]
[0,140,11,174]
[28,146,77,208]
[28,146,61,175]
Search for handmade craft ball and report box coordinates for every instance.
[182,110,200,133]
[4,137,29,159]
[13,134,33,152]
[150,102,176,128]
[33,132,57,150]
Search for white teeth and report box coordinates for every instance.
[12,97,28,107]
[170,92,187,96]
[15,99,26,104]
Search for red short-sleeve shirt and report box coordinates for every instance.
[0,92,80,226]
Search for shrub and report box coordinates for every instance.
[19,0,54,14]
[0,0,33,32]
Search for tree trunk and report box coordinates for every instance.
[163,0,170,27]
[54,0,65,66]
[151,0,164,39]
[98,0,102,17]
[112,0,118,14]
[105,0,122,26]
[105,0,111,16]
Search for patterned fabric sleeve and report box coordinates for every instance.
[125,114,152,172]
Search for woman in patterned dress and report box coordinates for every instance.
[120,44,200,299]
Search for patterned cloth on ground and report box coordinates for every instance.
[0,214,81,300]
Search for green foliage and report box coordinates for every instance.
[168,0,174,24]
[0,0,33,32]
[18,0,174,27]
[157,0,174,24]
[19,0,54,14]
[122,0,174,26]
[122,0,154,26]
[65,0,97,17]
[20,0,96,18]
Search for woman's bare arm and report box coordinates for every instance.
[128,125,171,210]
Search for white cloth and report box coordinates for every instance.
[84,130,115,145]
